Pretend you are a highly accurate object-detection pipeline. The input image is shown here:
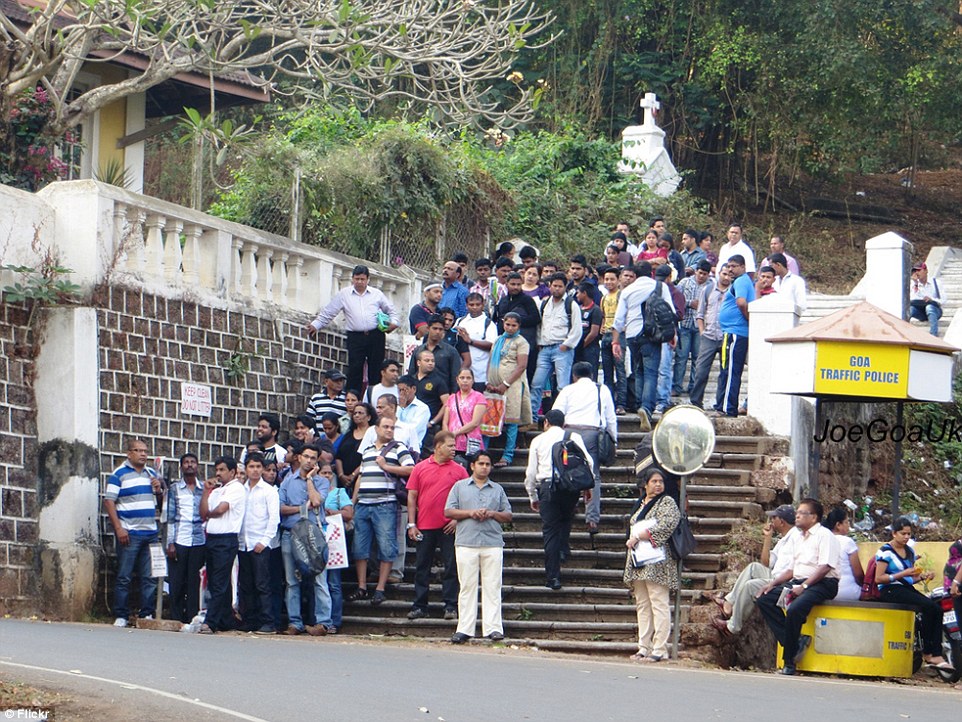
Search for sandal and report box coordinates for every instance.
[348,588,369,602]
[493,460,508,468]
[629,652,647,661]
[587,522,599,536]
[639,655,663,663]
[710,594,731,619]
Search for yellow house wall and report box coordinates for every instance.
[83,63,128,176]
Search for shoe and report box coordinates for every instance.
[387,571,404,585]
[587,522,599,536]
[793,634,812,665]
[255,625,276,635]
[778,666,795,675]
[711,616,733,637]
[638,410,651,432]
[285,625,304,636]
[450,632,471,645]
[307,625,327,637]
[493,460,508,468]
[546,578,562,590]
[487,631,504,641]
[408,607,429,620]
[198,624,214,635]
[325,626,338,635]
[347,588,368,602]
[113,617,128,628]
[141,615,154,621]
[654,405,666,415]
[443,608,457,620]
[371,590,386,606]
[615,407,626,416]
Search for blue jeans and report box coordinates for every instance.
[328,568,343,628]
[673,325,700,395]
[531,343,574,419]
[114,531,158,619]
[910,301,942,336]
[281,531,333,629]
[601,332,628,409]
[353,502,398,561]
[503,423,519,464]
[627,336,661,416]
[657,341,673,408]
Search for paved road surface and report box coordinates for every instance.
[0,620,958,721]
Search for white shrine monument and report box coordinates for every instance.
[619,92,681,197]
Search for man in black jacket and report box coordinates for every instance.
[494,272,540,383]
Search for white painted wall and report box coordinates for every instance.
[38,476,100,544]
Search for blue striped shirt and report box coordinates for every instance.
[166,478,205,546]
[105,461,159,534]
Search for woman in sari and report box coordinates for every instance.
[486,312,531,467]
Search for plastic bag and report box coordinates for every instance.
[480,393,506,437]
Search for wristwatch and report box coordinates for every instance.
[801,583,809,590]
[406,523,417,529]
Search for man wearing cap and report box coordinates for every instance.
[308,265,400,394]
[411,283,443,339]
[306,370,347,434]
[710,505,797,637]
[910,262,943,337]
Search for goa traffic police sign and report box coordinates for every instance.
[814,342,909,399]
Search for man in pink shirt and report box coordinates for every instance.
[406,431,469,620]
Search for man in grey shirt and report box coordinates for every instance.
[689,263,732,409]
[444,450,512,644]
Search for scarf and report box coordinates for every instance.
[490,328,519,370]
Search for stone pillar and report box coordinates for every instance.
[863,231,912,319]
[34,307,102,619]
[747,296,800,435]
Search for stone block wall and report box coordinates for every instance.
[0,302,39,613]
[94,285,347,484]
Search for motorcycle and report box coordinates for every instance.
[929,587,962,683]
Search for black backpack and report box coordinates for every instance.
[289,507,329,578]
[642,281,677,344]
[551,431,595,493]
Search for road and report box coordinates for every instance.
[0,620,958,721]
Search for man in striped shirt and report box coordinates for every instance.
[165,453,206,623]
[306,369,347,434]
[104,438,164,628]
[350,416,415,606]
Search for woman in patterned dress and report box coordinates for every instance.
[624,467,681,662]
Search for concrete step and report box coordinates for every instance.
[369,582,706,605]
[342,614,641,640]
[344,598,641,623]
[688,499,763,520]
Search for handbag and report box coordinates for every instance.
[453,393,483,456]
[480,393,505,437]
[668,514,697,560]
[596,385,616,466]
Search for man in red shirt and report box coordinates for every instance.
[406,431,469,620]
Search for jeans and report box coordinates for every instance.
[909,301,942,336]
[600,332,628,409]
[353,501,398,561]
[328,568,343,629]
[281,531,333,629]
[538,485,580,583]
[205,533,239,632]
[412,528,459,611]
[627,335,661,416]
[689,335,722,408]
[114,531,159,620]
[717,332,748,416]
[166,542,205,623]
[574,343,600,381]
[756,577,838,665]
[672,325,700,396]
[531,344,574,419]
[656,341,673,408]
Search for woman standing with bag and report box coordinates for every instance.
[485,313,531,467]
[624,468,681,663]
[444,368,488,463]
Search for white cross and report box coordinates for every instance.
[640,92,660,127]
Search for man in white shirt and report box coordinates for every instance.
[237,453,280,634]
[755,499,840,675]
[711,505,798,636]
[365,359,401,405]
[769,253,808,312]
[716,224,756,276]
[524,409,593,590]
[397,375,432,448]
[200,455,247,633]
[455,293,499,391]
[909,262,944,337]
[551,362,616,535]
[530,273,583,420]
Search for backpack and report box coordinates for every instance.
[540,294,575,325]
[551,431,595,493]
[642,281,677,344]
[860,543,902,601]
[289,509,329,578]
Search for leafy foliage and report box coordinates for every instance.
[1,88,73,191]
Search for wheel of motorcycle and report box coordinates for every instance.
[937,640,962,683]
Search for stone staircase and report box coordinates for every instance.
[342,415,789,656]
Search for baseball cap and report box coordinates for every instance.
[324,369,346,381]
[766,504,795,524]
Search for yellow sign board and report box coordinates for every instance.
[814,342,909,398]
